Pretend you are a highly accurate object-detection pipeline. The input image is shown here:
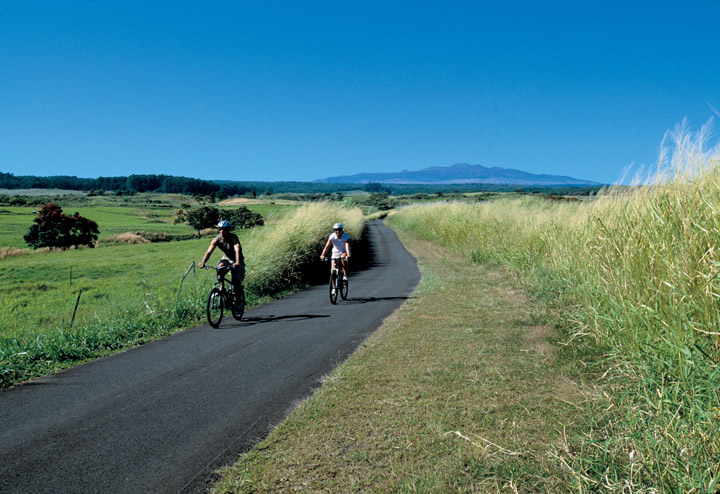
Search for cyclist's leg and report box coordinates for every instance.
[332,257,342,288]
[231,260,245,301]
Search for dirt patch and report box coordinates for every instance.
[524,325,557,360]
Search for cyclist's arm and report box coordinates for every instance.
[343,241,351,258]
[232,242,241,268]
[320,237,332,259]
[199,238,218,268]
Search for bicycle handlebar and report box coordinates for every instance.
[201,264,235,270]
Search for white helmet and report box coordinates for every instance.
[333,223,343,230]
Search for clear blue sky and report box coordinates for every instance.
[2,1,719,185]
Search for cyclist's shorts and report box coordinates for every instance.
[218,259,246,283]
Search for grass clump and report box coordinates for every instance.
[96,232,151,246]
[0,246,32,260]
[387,119,720,491]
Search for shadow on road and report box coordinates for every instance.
[234,314,330,327]
[339,296,415,305]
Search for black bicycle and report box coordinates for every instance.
[324,257,349,304]
[203,264,245,328]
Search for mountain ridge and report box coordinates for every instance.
[315,163,602,186]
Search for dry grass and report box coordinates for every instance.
[213,229,590,493]
[384,119,720,491]
[96,232,150,246]
[0,246,31,259]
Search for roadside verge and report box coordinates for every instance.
[212,226,594,492]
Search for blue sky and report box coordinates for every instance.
[1,1,719,185]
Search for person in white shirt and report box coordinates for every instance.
[320,223,351,286]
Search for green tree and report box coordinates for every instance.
[184,206,220,235]
[362,182,389,194]
[224,206,264,229]
[24,203,99,249]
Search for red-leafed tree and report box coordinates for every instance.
[24,203,99,249]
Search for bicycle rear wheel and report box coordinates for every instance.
[232,285,245,320]
[329,271,338,304]
[207,287,224,328]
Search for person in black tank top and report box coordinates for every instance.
[199,220,246,303]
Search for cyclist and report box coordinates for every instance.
[199,220,245,309]
[320,223,351,294]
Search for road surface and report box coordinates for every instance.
[0,220,420,493]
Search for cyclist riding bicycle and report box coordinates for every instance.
[320,223,351,292]
[199,220,245,310]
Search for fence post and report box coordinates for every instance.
[180,261,195,287]
[70,289,83,328]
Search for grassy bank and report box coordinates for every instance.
[213,230,588,492]
[386,123,720,490]
[0,203,363,388]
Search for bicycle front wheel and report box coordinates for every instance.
[329,271,338,304]
[207,287,224,328]
[340,275,348,300]
[232,285,245,320]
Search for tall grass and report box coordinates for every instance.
[0,203,363,388]
[244,202,364,296]
[387,120,720,491]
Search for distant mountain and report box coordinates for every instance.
[315,163,602,186]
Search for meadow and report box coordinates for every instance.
[0,199,363,388]
[386,122,720,491]
[0,192,300,250]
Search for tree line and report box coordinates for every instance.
[1,172,604,197]
[0,173,254,197]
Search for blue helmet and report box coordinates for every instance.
[333,223,343,230]
[217,220,232,229]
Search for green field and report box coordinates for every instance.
[0,193,301,249]
[0,198,359,388]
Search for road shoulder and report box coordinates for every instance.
[212,227,593,492]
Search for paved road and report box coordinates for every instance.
[0,221,420,493]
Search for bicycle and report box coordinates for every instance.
[203,264,245,328]
[324,257,348,304]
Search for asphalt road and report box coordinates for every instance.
[0,220,419,494]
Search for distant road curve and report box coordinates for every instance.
[0,220,420,494]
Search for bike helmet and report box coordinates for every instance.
[333,223,343,230]
[217,220,232,229]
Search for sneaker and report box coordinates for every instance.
[331,288,336,296]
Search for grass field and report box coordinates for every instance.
[0,200,361,388]
[0,193,301,249]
